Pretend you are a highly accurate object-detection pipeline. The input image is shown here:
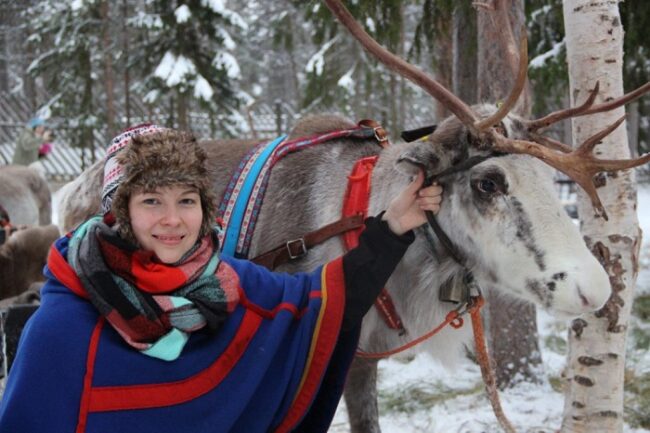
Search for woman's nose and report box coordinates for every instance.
[160,206,181,225]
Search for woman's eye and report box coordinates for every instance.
[142,198,159,205]
[478,179,498,194]
[180,197,198,205]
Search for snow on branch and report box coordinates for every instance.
[530,39,565,69]
[306,35,341,76]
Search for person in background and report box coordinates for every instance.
[0,124,443,433]
[12,117,53,166]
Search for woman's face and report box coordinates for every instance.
[128,185,203,264]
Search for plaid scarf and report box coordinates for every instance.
[67,217,239,361]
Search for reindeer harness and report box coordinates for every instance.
[217,120,514,432]
[217,120,387,258]
[216,120,410,332]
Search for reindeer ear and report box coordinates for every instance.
[395,141,441,177]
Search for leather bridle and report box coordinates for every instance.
[417,153,503,304]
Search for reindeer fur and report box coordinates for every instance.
[0,165,51,226]
[0,224,59,301]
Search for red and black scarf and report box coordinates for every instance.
[67,217,239,360]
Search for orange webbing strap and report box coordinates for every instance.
[355,303,466,359]
[470,297,517,433]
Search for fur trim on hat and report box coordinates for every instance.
[109,129,217,245]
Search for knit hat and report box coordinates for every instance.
[101,124,165,214]
[101,124,217,245]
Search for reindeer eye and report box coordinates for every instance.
[478,179,498,194]
[494,122,508,137]
[470,170,507,198]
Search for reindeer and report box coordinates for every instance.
[0,165,52,226]
[0,224,60,302]
[55,2,650,432]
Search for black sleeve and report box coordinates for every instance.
[341,213,415,331]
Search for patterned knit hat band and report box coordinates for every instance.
[101,123,166,214]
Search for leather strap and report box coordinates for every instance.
[358,119,389,148]
[374,289,405,333]
[339,154,406,334]
[251,214,365,270]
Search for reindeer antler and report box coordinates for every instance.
[493,117,650,218]
[324,0,650,220]
[322,0,480,131]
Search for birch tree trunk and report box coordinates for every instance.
[561,1,641,432]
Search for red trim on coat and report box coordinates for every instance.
[86,310,263,412]
[48,243,89,299]
[274,257,346,433]
[236,281,322,321]
[76,318,105,433]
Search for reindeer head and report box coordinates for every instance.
[395,106,610,316]
[325,0,650,316]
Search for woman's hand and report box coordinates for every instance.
[382,171,443,235]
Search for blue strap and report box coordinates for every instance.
[221,135,287,256]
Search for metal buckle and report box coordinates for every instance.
[373,126,388,145]
[286,238,307,260]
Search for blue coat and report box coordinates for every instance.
[0,234,357,433]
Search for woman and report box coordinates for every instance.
[0,124,442,433]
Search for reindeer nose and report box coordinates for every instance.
[576,284,609,311]
[577,286,590,307]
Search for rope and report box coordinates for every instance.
[470,297,517,433]
[356,296,518,433]
[356,297,476,359]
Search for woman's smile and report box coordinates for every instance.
[153,234,185,244]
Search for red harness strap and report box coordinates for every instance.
[342,156,406,334]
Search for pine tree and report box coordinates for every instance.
[133,0,246,135]
[289,0,451,135]
[25,0,106,169]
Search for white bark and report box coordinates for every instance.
[561,1,641,432]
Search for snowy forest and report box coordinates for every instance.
[0,1,647,157]
[1,0,650,432]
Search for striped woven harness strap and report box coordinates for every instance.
[217,122,384,258]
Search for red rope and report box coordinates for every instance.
[356,295,518,432]
[356,297,478,359]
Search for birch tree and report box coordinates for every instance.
[561,1,640,431]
